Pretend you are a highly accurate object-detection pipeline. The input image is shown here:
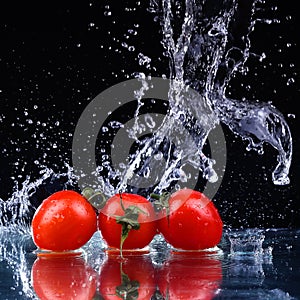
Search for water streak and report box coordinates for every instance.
[151,0,292,186]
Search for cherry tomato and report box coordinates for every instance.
[157,188,223,250]
[156,252,222,300]
[31,190,97,251]
[99,254,156,300]
[98,193,157,252]
[31,255,98,300]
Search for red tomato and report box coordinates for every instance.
[32,255,98,300]
[31,190,97,251]
[98,193,157,251]
[99,254,156,300]
[157,188,223,250]
[156,252,222,300]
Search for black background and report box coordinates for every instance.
[0,0,299,228]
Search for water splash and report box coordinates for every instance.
[149,0,292,186]
[214,97,292,185]
[57,1,297,206]
[226,228,273,256]
[102,0,293,198]
[0,227,37,299]
[1,0,293,225]
[0,164,78,229]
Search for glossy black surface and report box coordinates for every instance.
[0,228,299,299]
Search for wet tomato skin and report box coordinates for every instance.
[98,193,157,250]
[31,190,97,251]
[157,188,223,250]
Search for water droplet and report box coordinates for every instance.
[128,46,135,52]
[104,11,111,17]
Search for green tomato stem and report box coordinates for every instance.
[115,194,146,258]
[150,192,171,226]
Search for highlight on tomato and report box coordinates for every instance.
[156,252,223,300]
[31,190,97,252]
[156,188,223,250]
[31,255,98,300]
[98,193,157,255]
[99,254,156,300]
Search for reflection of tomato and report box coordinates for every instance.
[157,188,223,250]
[99,254,156,300]
[31,256,98,300]
[156,252,223,300]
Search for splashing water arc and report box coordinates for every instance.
[0,0,293,231]
[72,0,293,200]
[146,0,292,186]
